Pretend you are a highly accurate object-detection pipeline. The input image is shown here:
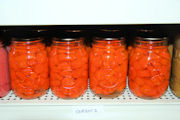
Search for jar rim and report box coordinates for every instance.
[141,37,167,41]
[12,37,41,41]
[135,37,168,47]
[53,37,84,42]
[57,38,79,41]
[95,37,125,41]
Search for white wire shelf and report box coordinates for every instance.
[0,86,179,105]
[0,86,180,120]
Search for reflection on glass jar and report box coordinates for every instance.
[50,38,88,99]
[9,38,49,99]
[89,36,128,98]
[129,37,171,99]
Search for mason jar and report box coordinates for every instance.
[0,38,11,97]
[170,34,180,97]
[129,35,171,99]
[89,29,128,98]
[50,32,88,99]
[9,30,49,99]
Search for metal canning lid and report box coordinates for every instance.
[61,38,79,41]
[95,29,125,39]
[100,29,120,32]
[65,30,83,33]
[54,30,83,39]
[95,37,125,41]
[135,37,168,46]
[142,37,167,41]
[10,28,43,40]
[103,38,119,40]
[136,28,167,39]
[13,37,41,41]
[53,37,82,42]
[52,29,83,42]
[138,29,154,32]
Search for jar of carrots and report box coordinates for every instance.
[9,30,49,99]
[129,32,171,99]
[50,32,88,99]
[89,30,128,98]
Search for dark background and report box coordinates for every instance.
[0,24,180,47]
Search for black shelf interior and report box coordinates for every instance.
[0,24,180,46]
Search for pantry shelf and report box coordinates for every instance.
[0,86,180,120]
[0,87,179,105]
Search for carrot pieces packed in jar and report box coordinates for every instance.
[128,45,133,56]
[89,30,128,98]
[9,36,49,99]
[50,37,88,99]
[129,37,171,99]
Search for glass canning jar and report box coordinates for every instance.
[170,35,180,97]
[0,40,11,97]
[50,37,88,99]
[89,32,128,98]
[129,37,171,99]
[9,37,49,99]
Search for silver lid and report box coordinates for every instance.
[139,29,153,32]
[95,37,125,41]
[61,38,77,41]
[101,29,119,32]
[142,37,167,41]
[66,30,82,33]
[103,38,119,40]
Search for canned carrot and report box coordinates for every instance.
[50,38,88,99]
[129,37,171,99]
[89,38,128,98]
[9,38,49,99]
